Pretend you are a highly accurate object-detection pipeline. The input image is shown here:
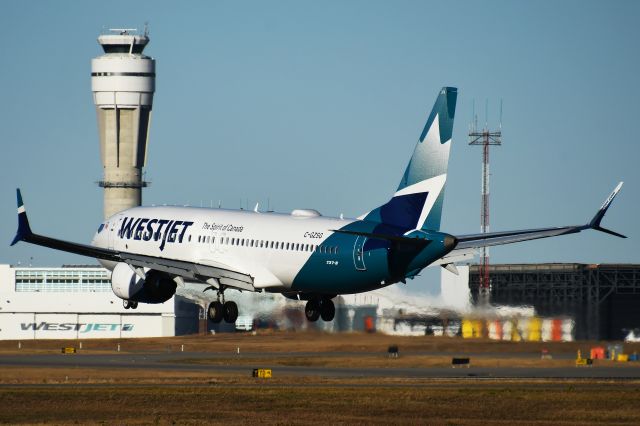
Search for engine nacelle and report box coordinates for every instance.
[111,262,177,304]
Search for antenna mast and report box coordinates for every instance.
[468,99,503,306]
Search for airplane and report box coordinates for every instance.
[11,87,625,324]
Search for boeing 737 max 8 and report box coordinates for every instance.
[11,87,625,323]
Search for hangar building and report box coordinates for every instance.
[469,263,640,340]
[0,264,199,340]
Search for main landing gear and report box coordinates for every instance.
[123,300,138,310]
[207,290,238,324]
[305,297,335,322]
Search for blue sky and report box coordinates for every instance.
[1,1,638,294]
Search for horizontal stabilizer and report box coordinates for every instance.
[331,229,431,247]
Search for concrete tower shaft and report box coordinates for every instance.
[92,30,155,219]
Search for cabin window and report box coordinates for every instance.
[198,236,201,243]
[188,235,192,242]
[212,237,215,244]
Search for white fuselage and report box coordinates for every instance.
[92,206,357,292]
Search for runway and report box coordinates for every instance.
[2,351,639,379]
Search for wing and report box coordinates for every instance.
[454,182,626,250]
[10,189,256,292]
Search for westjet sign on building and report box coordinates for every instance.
[0,264,198,340]
[5,314,146,339]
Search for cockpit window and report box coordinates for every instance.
[97,224,104,233]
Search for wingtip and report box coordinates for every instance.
[11,188,31,245]
[588,182,625,235]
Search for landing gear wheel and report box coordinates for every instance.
[305,299,321,322]
[320,298,335,322]
[130,301,138,310]
[223,301,239,323]
[123,300,132,309]
[208,301,224,323]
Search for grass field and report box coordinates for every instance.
[2,332,640,424]
[2,380,640,425]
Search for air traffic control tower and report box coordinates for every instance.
[92,29,155,219]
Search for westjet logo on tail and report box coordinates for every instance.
[119,217,194,251]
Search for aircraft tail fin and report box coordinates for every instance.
[362,87,457,231]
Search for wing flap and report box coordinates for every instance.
[429,248,477,265]
[455,226,581,249]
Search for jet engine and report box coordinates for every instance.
[110,262,177,304]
